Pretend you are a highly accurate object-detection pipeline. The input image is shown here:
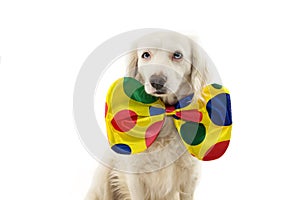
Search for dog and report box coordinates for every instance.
[85,31,215,200]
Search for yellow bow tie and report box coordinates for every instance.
[105,77,232,161]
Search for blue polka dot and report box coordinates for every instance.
[175,94,194,109]
[111,144,131,154]
[149,107,165,116]
[206,93,232,126]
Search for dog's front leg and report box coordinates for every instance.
[179,177,197,200]
[179,191,194,200]
[179,169,198,200]
[178,156,200,200]
[126,174,145,200]
[179,172,198,200]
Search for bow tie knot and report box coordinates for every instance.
[165,106,176,115]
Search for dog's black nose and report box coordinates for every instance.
[150,75,166,90]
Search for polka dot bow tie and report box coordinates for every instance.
[105,77,232,161]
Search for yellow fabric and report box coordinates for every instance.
[105,77,232,161]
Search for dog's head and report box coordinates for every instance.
[126,32,210,105]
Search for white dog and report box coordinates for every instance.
[86,31,215,200]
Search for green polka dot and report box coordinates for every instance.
[212,83,223,89]
[123,77,158,104]
[180,122,206,146]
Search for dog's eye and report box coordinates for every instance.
[173,51,183,60]
[141,52,151,59]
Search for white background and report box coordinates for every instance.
[1,0,300,199]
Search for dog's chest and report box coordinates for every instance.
[143,162,178,196]
[140,150,195,199]
[139,117,196,197]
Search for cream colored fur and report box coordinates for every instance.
[85,32,213,200]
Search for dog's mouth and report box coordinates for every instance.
[145,85,169,97]
[144,82,167,96]
[153,89,167,95]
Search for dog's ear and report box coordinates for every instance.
[190,43,208,99]
[126,51,138,78]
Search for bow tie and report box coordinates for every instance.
[105,77,232,161]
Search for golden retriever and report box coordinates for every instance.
[85,31,215,200]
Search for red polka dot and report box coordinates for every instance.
[111,110,137,132]
[105,102,108,118]
[145,120,164,147]
[202,140,230,161]
[175,110,203,123]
